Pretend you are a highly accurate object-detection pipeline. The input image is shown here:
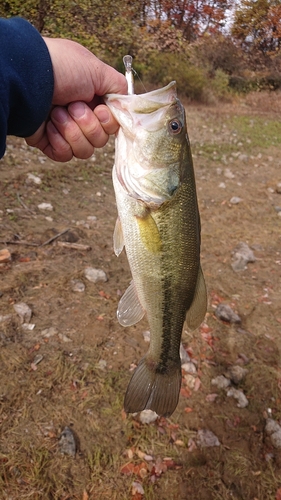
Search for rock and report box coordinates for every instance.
[182,362,197,374]
[0,314,12,323]
[224,168,235,179]
[84,267,108,284]
[180,343,191,364]
[70,279,85,293]
[26,173,42,185]
[231,242,256,272]
[139,409,158,424]
[13,302,32,324]
[58,426,77,456]
[0,248,11,263]
[184,374,196,389]
[211,375,231,390]
[22,323,35,331]
[58,333,72,343]
[42,327,57,338]
[265,418,281,449]
[276,182,281,194]
[225,365,248,384]
[196,429,220,447]
[38,202,53,211]
[227,388,249,408]
[143,330,151,343]
[215,303,241,324]
[230,196,242,205]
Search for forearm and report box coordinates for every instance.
[0,17,54,158]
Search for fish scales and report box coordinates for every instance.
[105,82,207,417]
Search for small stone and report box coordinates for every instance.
[97,359,107,370]
[276,182,281,194]
[225,365,248,384]
[215,303,241,324]
[84,267,108,283]
[38,202,53,211]
[0,248,11,263]
[227,388,249,408]
[184,374,196,389]
[70,279,85,293]
[231,242,256,272]
[58,333,72,343]
[42,327,57,338]
[218,182,226,189]
[13,302,32,324]
[58,426,77,456]
[196,429,220,447]
[87,216,97,223]
[224,168,235,179]
[182,362,197,374]
[211,375,231,390]
[22,323,35,331]
[143,330,151,343]
[265,419,281,448]
[230,196,242,205]
[26,173,42,185]
[139,410,158,424]
[180,343,191,364]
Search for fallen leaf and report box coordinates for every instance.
[276,487,281,500]
[82,490,89,500]
[120,462,135,475]
[180,387,192,398]
[184,407,193,413]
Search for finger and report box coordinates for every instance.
[94,104,120,135]
[51,106,96,158]
[46,121,73,162]
[67,102,112,148]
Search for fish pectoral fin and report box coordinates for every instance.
[124,357,181,417]
[117,281,145,327]
[185,265,208,331]
[113,217,124,256]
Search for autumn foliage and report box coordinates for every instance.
[1,0,281,98]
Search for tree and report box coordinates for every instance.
[232,0,281,54]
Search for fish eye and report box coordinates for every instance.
[168,119,183,135]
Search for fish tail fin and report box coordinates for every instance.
[124,357,181,417]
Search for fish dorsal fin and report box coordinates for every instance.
[113,217,124,256]
[117,281,145,327]
[185,266,207,331]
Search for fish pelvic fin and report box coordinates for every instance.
[185,265,207,331]
[124,357,181,417]
[117,281,145,327]
[113,217,124,256]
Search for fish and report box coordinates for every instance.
[105,81,207,417]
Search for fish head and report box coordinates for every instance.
[105,82,192,205]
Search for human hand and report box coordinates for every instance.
[25,38,127,161]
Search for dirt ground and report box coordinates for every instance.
[0,92,281,500]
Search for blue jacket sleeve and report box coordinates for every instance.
[0,17,54,158]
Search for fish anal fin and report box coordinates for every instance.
[124,357,181,417]
[117,281,145,327]
[185,265,207,331]
[113,217,124,256]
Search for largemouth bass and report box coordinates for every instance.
[105,81,207,417]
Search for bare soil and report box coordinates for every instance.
[0,92,281,500]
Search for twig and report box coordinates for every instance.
[17,193,35,214]
[40,228,70,246]
[57,241,91,251]
[0,240,39,246]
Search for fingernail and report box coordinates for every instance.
[52,107,68,125]
[69,102,86,119]
[97,109,110,124]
